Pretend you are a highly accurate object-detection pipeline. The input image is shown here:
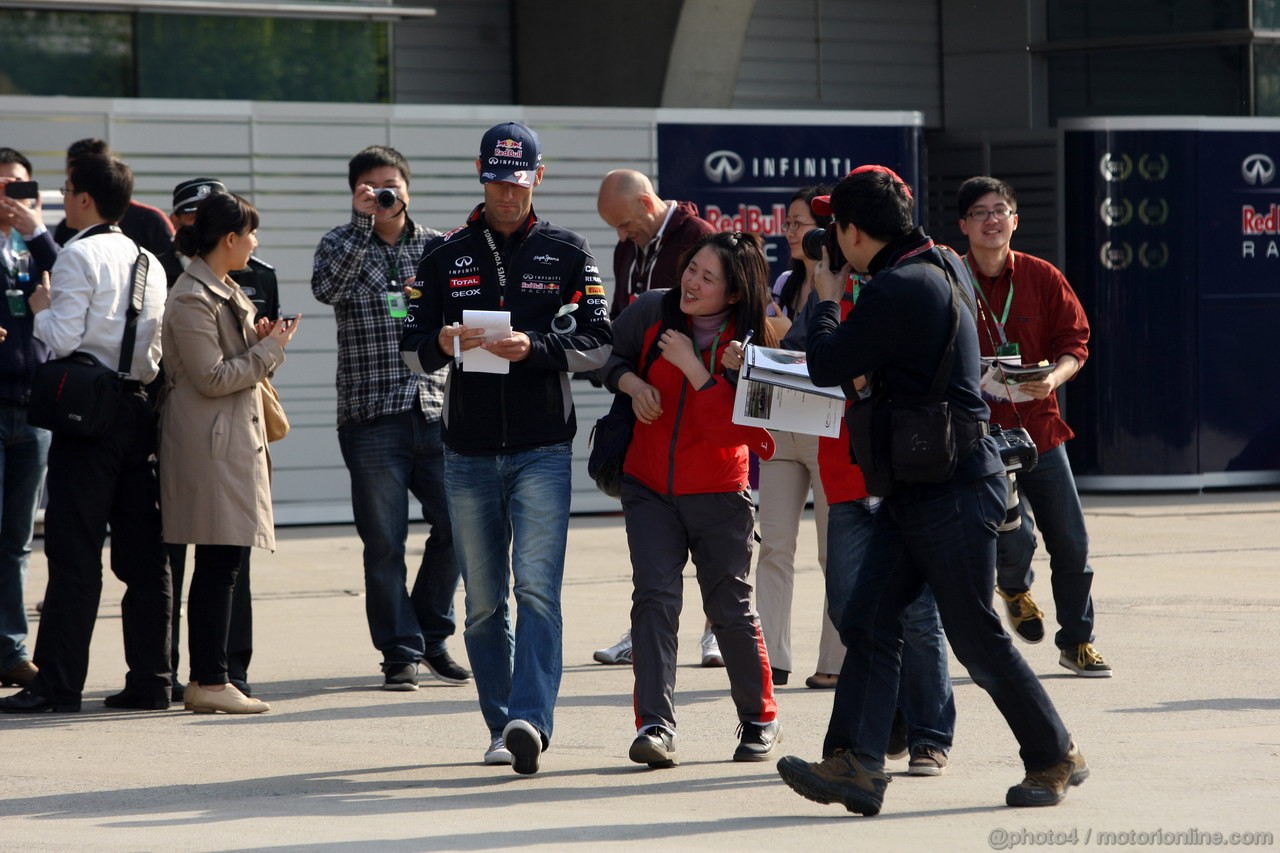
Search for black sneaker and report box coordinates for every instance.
[777,749,891,816]
[382,662,419,691]
[1059,643,1112,677]
[629,725,678,768]
[997,587,1046,644]
[503,719,543,775]
[422,651,472,685]
[734,720,782,762]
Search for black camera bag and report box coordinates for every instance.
[28,231,148,437]
[588,333,663,498]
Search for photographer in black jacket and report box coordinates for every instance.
[775,166,1087,814]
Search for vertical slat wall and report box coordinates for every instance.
[0,97,656,521]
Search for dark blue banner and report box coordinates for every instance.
[657,122,921,281]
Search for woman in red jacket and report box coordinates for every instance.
[602,232,780,769]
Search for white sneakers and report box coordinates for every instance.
[484,736,513,765]
[593,630,633,665]
[700,629,724,667]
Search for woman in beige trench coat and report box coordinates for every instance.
[159,192,299,714]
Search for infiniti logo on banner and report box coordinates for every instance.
[1242,154,1276,186]
[704,150,745,184]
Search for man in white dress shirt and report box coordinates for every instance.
[0,153,171,713]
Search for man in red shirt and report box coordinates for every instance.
[957,176,1110,678]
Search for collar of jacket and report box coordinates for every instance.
[466,203,539,241]
[184,255,254,316]
[866,227,933,277]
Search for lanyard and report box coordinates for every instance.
[694,318,729,373]
[481,224,509,308]
[629,235,663,297]
[966,256,1013,328]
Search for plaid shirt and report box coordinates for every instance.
[312,210,445,426]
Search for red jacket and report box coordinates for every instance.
[815,279,869,504]
[964,250,1090,454]
[605,292,774,495]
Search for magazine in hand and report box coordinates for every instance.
[731,345,845,438]
[979,356,1054,404]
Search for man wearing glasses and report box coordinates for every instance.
[956,176,1110,678]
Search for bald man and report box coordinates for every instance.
[596,169,714,319]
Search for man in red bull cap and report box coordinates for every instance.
[401,121,612,775]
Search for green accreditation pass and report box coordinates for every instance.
[387,280,407,319]
[996,341,1020,358]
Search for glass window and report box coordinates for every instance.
[1049,47,1247,122]
[135,14,390,103]
[1047,0,1247,41]
[1257,0,1280,29]
[0,10,133,97]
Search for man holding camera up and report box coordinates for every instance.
[775,166,1085,814]
[312,145,469,692]
[956,176,1108,677]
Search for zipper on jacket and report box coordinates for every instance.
[666,378,690,495]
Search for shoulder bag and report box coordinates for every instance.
[587,333,664,499]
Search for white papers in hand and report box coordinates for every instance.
[461,309,513,375]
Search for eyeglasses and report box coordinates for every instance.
[60,185,78,197]
[965,206,1015,222]
[784,219,816,232]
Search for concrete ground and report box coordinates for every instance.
[1,491,1278,852]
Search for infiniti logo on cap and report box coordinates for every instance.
[704,150,745,185]
[1242,153,1275,186]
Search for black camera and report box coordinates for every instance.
[801,227,847,270]
[990,424,1038,473]
[374,188,399,209]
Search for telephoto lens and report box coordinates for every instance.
[375,188,398,209]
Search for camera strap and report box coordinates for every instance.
[960,254,1026,430]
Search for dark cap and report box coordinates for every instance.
[478,122,541,188]
[172,177,227,214]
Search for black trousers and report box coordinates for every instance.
[32,393,171,704]
[168,543,253,685]
[185,544,248,686]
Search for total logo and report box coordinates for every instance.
[704,150,745,185]
[1242,153,1275,186]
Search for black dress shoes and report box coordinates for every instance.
[103,688,171,710]
[0,687,81,713]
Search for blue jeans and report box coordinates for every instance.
[339,411,459,667]
[825,473,1071,773]
[444,442,572,743]
[825,498,955,754]
[996,443,1095,648]
[0,403,50,671]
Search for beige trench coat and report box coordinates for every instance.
[158,257,285,550]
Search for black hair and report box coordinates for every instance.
[956,176,1017,219]
[778,184,832,317]
[174,191,260,259]
[67,154,133,223]
[660,231,779,351]
[0,147,33,177]
[828,170,914,242]
[66,138,110,165]
[347,145,410,191]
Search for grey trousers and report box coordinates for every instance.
[621,477,778,732]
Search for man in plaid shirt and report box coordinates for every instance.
[312,145,469,691]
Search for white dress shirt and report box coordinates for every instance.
[34,225,166,382]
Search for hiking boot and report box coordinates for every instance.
[1006,740,1089,806]
[700,629,724,667]
[1059,642,1112,677]
[907,745,948,776]
[886,709,909,760]
[776,750,891,816]
[593,630,633,665]
[422,651,472,685]
[483,736,513,766]
[734,720,782,762]
[997,587,1046,644]
[629,725,677,768]
[382,663,418,691]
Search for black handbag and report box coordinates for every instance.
[587,334,664,498]
[28,230,149,437]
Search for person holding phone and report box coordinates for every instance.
[158,191,298,714]
[0,147,58,691]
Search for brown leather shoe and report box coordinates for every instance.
[1006,740,1089,806]
[804,672,838,689]
[0,660,38,688]
[184,682,270,714]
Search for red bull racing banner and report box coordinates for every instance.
[1064,118,1280,487]
[656,114,923,281]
